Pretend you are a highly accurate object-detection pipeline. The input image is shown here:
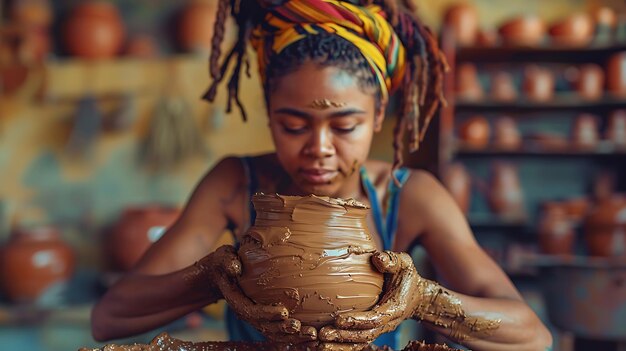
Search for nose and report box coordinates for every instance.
[303,126,335,158]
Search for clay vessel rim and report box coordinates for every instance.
[252,192,369,209]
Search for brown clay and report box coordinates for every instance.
[571,114,599,150]
[178,0,218,53]
[498,15,546,47]
[538,202,575,256]
[237,194,383,328]
[606,110,626,149]
[488,163,525,219]
[442,163,471,215]
[0,226,74,304]
[493,116,521,150]
[548,13,594,47]
[62,1,125,59]
[106,206,181,272]
[443,3,479,47]
[584,195,626,257]
[523,66,555,102]
[607,52,626,98]
[458,116,490,149]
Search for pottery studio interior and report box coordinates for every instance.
[0,1,625,351]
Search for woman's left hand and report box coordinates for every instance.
[318,251,423,344]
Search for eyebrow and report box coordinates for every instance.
[273,107,367,119]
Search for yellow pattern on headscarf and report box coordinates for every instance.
[250,0,406,101]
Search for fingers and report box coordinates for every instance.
[371,251,412,274]
[334,310,394,330]
[264,325,317,344]
[216,277,288,321]
[319,324,393,344]
[318,342,371,351]
[213,245,242,277]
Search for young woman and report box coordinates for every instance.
[91,1,552,350]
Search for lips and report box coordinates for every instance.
[298,168,338,184]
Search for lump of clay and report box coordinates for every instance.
[237,194,384,328]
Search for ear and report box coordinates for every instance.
[373,100,387,132]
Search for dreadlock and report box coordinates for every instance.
[204,0,448,172]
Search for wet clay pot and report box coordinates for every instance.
[106,206,181,271]
[62,1,125,59]
[458,116,490,149]
[443,3,479,47]
[0,226,74,304]
[607,52,626,98]
[178,0,218,52]
[238,194,383,328]
[488,163,525,219]
[538,202,575,256]
[584,195,626,257]
[606,110,626,149]
[442,163,471,214]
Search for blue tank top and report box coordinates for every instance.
[226,157,411,349]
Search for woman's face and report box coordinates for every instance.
[268,61,384,197]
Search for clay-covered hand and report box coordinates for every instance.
[196,245,317,343]
[319,251,464,344]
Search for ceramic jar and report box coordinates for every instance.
[178,0,218,53]
[523,66,555,102]
[606,110,626,149]
[488,163,525,219]
[538,202,575,255]
[459,116,490,149]
[442,163,471,214]
[238,194,383,328]
[490,71,518,102]
[498,15,546,46]
[62,1,125,59]
[443,3,479,47]
[493,116,522,150]
[584,195,626,257]
[548,13,594,47]
[571,114,600,149]
[607,52,626,98]
[573,64,605,101]
[0,226,74,304]
[456,63,484,101]
[106,206,181,272]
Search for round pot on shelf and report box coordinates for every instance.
[62,1,125,59]
[583,195,626,257]
[443,3,479,47]
[106,206,181,272]
[538,201,575,256]
[0,225,75,305]
[238,194,383,328]
[455,63,484,101]
[493,116,522,150]
[498,15,546,47]
[488,162,525,219]
[523,65,555,102]
[573,64,605,101]
[490,71,518,102]
[571,113,600,150]
[548,13,594,47]
[458,115,490,149]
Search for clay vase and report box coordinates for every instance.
[455,63,484,101]
[490,71,518,102]
[493,116,522,150]
[538,202,575,256]
[523,66,555,102]
[548,13,594,47]
[238,194,383,328]
[607,52,626,98]
[106,206,181,272]
[606,110,626,149]
[458,116,490,149]
[573,64,605,101]
[0,226,74,304]
[442,163,471,214]
[498,15,546,47]
[583,195,626,257]
[571,114,599,150]
[477,28,499,47]
[488,163,525,219]
[443,3,479,47]
[62,1,125,59]
[178,0,218,53]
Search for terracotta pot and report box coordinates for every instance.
[584,195,626,257]
[0,226,74,304]
[549,13,594,47]
[538,202,575,255]
[178,0,218,53]
[458,116,490,149]
[562,197,591,223]
[498,15,546,46]
[477,28,498,47]
[455,63,484,101]
[571,114,599,149]
[443,3,479,47]
[488,162,525,219]
[493,116,521,150]
[238,194,383,328]
[442,163,471,214]
[62,1,125,59]
[606,110,626,148]
[106,206,181,271]
[490,71,517,102]
[573,64,605,101]
[523,66,555,102]
[607,52,626,98]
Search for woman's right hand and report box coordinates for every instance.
[198,245,318,344]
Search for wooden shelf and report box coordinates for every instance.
[454,95,626,112]
[453,141,626,157]
[456,43,626,63]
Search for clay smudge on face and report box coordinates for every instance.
[338,159,360,179]
[238,194,382,327]
[308,99,347,110]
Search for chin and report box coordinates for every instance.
[299,182,342,197]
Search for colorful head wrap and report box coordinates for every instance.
[250,0,406,101]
